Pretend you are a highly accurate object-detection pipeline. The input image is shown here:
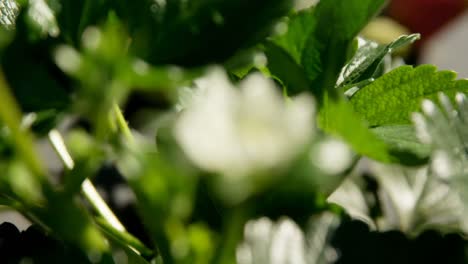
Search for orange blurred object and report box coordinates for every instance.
[388,0,467,46]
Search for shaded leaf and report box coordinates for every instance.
[1,35,70,112]
[263,42,310,94]
[371,125,430,165]
[137,0,292,66]
[327,176,375,229]
[271,7,317,66]
[52,0,111,45]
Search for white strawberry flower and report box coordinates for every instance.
[174,68,315,179]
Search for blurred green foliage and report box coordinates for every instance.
[2,0,468,263]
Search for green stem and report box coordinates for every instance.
[95,217,154,259]
[214,206,249,264]
[113,102,134,143]
[48,129,152,257]
[48,129,126,231]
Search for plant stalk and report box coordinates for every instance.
[48,129,152,256]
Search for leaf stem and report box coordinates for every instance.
[48,129,126,232]
[48,129,152,256]
[214,206,249,264]
[95,217,155,259]
[113,102,134,143]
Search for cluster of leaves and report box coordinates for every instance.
[2,0,468,263]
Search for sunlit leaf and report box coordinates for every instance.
[337,34,420,88]
[350,65,468,126]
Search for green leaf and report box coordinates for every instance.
[371,125,430,165]
[350,65,468,126]
[51,0,112,45]
[263,7,317,94]
[305,0,386,95]
[120,61,202,94]
[338,34,420,88]
[263,42,310,94]
[117,142,197,263]
[135,0,292,66]
[264,0,385,96]
[32,191,112,256]
[2,40,70,112]
[271,7,317,66]
[319,96,391,162]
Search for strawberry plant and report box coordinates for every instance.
[1,0,468,263]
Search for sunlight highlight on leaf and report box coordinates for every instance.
[0,0,18,28]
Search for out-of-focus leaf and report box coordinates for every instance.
[319,96,391,162]
[330,160,468,236]
[271,7,317,67]
[3,159,44,205]
[27,109,61,135]
[187,223,215,264]
[350,65,468,126]
[327,176,375,229]
[0,123,13,158]
[371,162,466,236]
[413,93,468,214]
[263,41,310,94]
[337,34,420,88]
[31,191,112,257]
[134,0,292,66]
[371,125,430,165]
[117,141,197,262]
[0,27,15,55]
[120,60,202,94]
[236,213,340,264]
[25,0,60,39]
[52,0,110,45]
[305,213,341,264]
[1,37,70,112]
